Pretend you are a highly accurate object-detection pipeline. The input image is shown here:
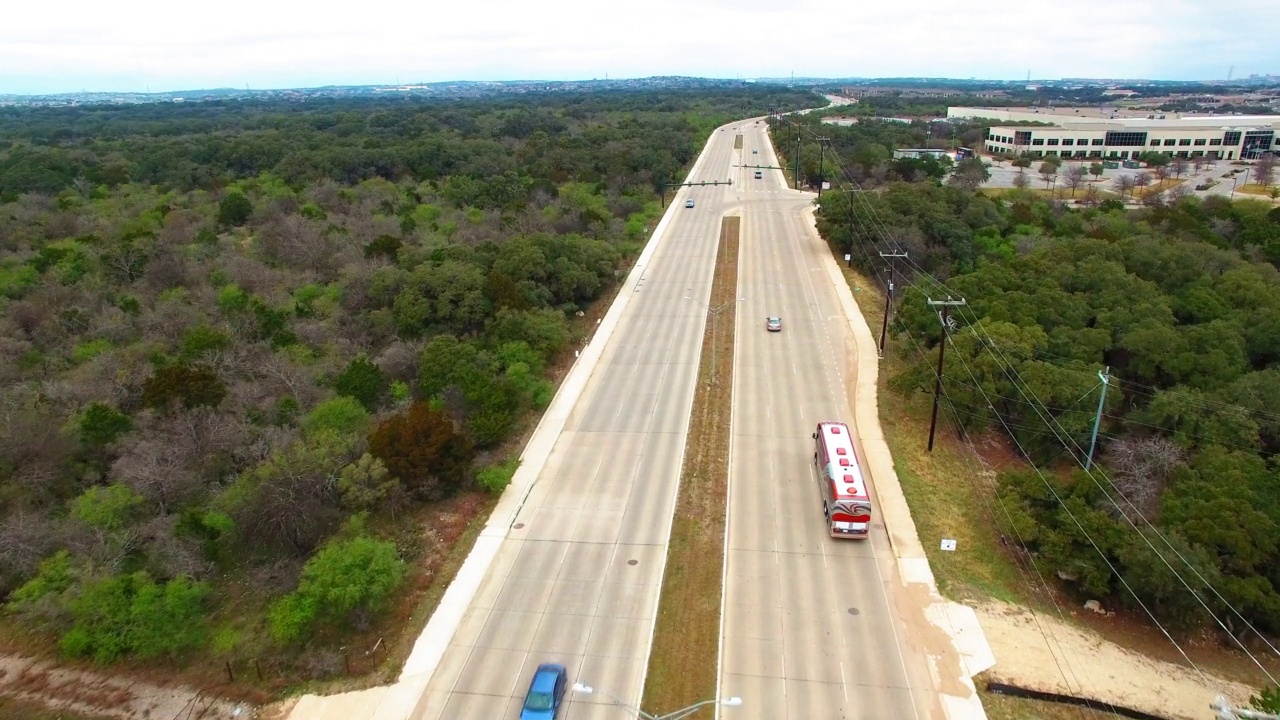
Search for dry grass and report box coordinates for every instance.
[833,258,1029,603]
[641,217,739,715]
[1135,178,1184,197]
[1237,183,1280,199]
[733,133,743,150]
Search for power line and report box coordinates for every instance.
[769,118,1280,708]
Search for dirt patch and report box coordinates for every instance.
[977,601,1256,720]
[641,216,739,715]
[0,654,249,720]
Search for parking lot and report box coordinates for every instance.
[979,155,1258,202]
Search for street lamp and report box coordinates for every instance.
[1228,167,1249,199]
[682,293,746,385]
[572,682,743,720]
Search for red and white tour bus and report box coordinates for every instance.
[812,421,872,538]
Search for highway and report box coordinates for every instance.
[718,123,937,718]
[410,127,740,719]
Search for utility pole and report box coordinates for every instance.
[1085,367,1110,470]
[878,251,908,354]
[794,128,802,190]
[817,137,828,199]
[845,189,858,267]
[926,297,966,451]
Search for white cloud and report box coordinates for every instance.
[1,0,1277,93]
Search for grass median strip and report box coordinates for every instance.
[641,216,739,715]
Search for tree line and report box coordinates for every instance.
[0,86,817,671]
[818,180,1280,639]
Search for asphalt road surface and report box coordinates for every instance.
[718,124,936,719]
[411,127,739,719]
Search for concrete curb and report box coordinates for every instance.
[805,206,994,720]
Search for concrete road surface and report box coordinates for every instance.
[718,127,938,718]
[409,127,740,719]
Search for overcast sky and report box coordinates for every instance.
[3,0,1278,95]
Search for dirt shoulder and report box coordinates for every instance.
[0,653,249,720]
[977,601,1255,720]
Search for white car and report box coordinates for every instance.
[685,199,695,208]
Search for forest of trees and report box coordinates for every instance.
[817,181,1280,639]
[0,86,816,671]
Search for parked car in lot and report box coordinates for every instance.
[685,199,695,208]
[520,663,567,720]
[766,316,782,332]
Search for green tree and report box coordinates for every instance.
[268,536,404,642]
[60,572,209,662]
[337,453,399,511]
[948,158,990,191]
[1089,161,1104,179]
[78,403,132,447]
[180,325,231,360]
[334,354,385,411]
[302,396,371,438]
[368,402,473,500]
[71,485,145,531]
[217,191,253,227]
[142,363,227,410]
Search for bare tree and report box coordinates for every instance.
[111,436,202,515]
[1154,164,1170,182]
[1112,174,1137,200]
[1167,182,1193,204]
[1170,156,1188,179]
[1191,156,1205,173]
[0,511,64,588]
[1065,165,1088,196]
[1012,171,1030,190]
[1133,172,1152,190]
[1255,155,1277,188]
[1081,185,1101,208]
[1105,435,1183,519]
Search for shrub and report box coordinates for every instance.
[268,536,403,643]
[301,396,370,438]
[369,402,473,500]
[477,458,519,494]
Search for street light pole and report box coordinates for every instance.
[572,683,743,720]
[683,294,745,385]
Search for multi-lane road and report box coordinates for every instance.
[409,119,944,719]
[721,124,936,718]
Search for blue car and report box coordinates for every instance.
[520,663,567,719]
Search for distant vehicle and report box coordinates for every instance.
[766,316,782,332]
[1196,183,1211,190]
[520,663,567,720]
[1103,161,1120,169]
[1122,160,1141,169]
[754,170,763,179]
[812,421,871,538]
[684,199,695,208]
[752,149,758,154]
